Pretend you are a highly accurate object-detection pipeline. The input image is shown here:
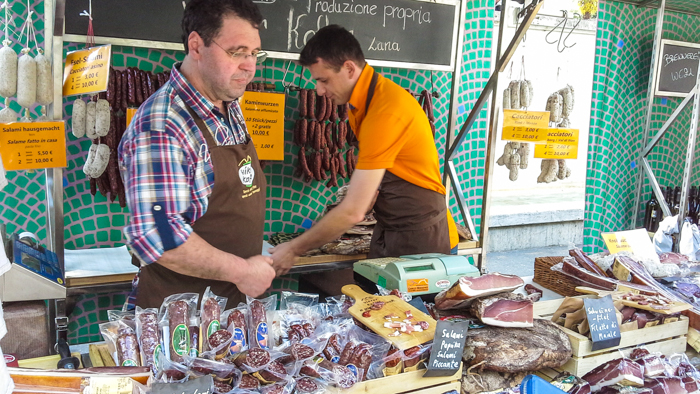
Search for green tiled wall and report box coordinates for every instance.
[585,0,700,252]
[0,1,494,343]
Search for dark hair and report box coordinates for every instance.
[182,0,264,54]
[298,25,365,71]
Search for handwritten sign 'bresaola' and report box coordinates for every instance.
[584,295,621,351]
[424,320,468,377]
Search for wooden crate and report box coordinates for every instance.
[342,365,462,394]
[534,296,689,376]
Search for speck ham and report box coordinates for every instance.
[582,358,644,391]
[434,273,524,310]
[468,292,533,328]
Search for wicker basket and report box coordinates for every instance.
[533,256,590,297]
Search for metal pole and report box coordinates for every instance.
[676,60,700,248]
[631,0,665,229]
[443,0,475,241]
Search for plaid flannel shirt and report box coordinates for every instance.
[118,64,248,266]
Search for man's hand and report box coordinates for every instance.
[269,242,300,276]
[236,254,276,297]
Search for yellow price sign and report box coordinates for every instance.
[0,121,67,170]
[502,109,550,143]
[602,228,658,261]
[126,107,138,128]
[63,45,112,97]
[534,128,579,159]
[240,91,285,161]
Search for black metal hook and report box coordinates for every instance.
[545,10,568,46]
[545,10,580,53]
[562,13,582,50]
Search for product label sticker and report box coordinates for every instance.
[171,324,190,356]
[435,279,450,289]
[63,45,111,97]
[407,278,429,293]
[229,327,247,355]
[207,320,220,338]
[256,322,269,349]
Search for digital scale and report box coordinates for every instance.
[353,253,480,300]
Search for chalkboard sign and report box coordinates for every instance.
[424,319,468,377]
[654,39,700,97]
[63,0,459,71]
[583,296,621,351]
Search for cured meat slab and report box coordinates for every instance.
[341,285,435,350]
[582,358,644,391]
[468,292,533,328]
[463,319,572,373]
[435,273,524,310]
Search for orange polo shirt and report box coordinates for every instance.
[348,65,459,248]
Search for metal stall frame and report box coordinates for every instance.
[444,0,544,272]
[630,0,700,241]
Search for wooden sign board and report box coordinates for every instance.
[424,319,468,377]
[584,295,621,351]
[654,39,700,97]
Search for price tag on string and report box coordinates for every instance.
[533,128,579,159]
[0,121,67,170]
[501,109,550,143]
[62,45,111,97]
[239,91,285,160]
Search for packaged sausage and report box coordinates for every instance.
[205,329,234,360]
[279,305,318,344]
[35,51,52,106]
[99,319,141,367]
[238,373,261,391]
[189,316,200,358]
[246,294,277,350]
[107,310,135,322]
[341,326,391,381]
[259,377,296,394]
[0,44,17,98]
[135,307,160,373]
[279,291,319,309]
[401,343,432,372]
[254,355,292,384]
[159,292,199,363]
[300,356,357,389]
[183,354,241,387]
[16,51,36,108]
[295,376,328,394]
[222,305,248,356]
[201,286,228,353]
[154,349,188,383]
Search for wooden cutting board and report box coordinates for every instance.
[575,286,692,315]
[341,285,436,350]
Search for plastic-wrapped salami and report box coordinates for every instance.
[135,307,160,373]
[16,50,36,108]
[71,99,86,137]
[295,376,327,394]
[205,328,234,360]
[159,292,199,363]
[183,354,241,385]
[189,316,200,358]
[0,44,17,98]
[201,286,228,353]
[99,319,141,366]
[402,344,431,372]
[222,306,248,356]
[260,378,296,394]
[238,373,261,390]
[246,294,277,350]
[35,50,52,106]
[254,356,291,384]
[0,101,18,123]
[154,350,188,383]
[232,347,273,373]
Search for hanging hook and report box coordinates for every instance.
[545,10,568,46]
[561,13,582,51]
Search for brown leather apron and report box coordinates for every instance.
[135,102,266,309]
[362,71,451,258]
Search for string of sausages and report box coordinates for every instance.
[77,67,172,206]
[293,88,355,188]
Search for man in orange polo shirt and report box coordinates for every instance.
[270,25,458,275]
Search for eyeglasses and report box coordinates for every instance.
[211,40,268,65]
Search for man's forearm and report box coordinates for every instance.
[155,232,245,282]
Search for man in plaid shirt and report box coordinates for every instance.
[118,0,275,309]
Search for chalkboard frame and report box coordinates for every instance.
[654,39,700,98]
[62,0,461,72]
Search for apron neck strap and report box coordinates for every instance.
[365,70,379,114]
[183,103,218,148]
